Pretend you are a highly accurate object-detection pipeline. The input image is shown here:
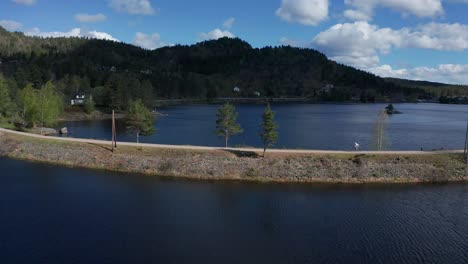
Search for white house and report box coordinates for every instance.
[233,87,241,93]
[321,83,335,93]
[71,94,85,106]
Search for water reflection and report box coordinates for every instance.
[1,158,467,263]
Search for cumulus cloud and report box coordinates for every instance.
[368,64,468,85]
[344,0,444,21]
[75,13,107,23]
[25,28,119,41]
[198,28,235,41]
[312,21,468,68]
[312,21,401,67]
[108,0,156,15]
[12,0,36,6]
[276,0,328,26]
[223,17,235,29]
[133,32,169,50]
[0,20,23,31]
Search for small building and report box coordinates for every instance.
[233,87,241,93]
[321,82,335,93]
[110,66,117,72]
[71,94,85,106]
[140,69,153,75]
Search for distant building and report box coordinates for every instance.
[71,94,85,106]
[110,66,117,72]
[233,87,241,93]
[321,82,334,93]
[140,69,153,75]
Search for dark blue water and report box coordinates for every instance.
[62,103,468,150]
[1,158,467,264]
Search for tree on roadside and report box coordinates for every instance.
[19,84,40,126]
[19,82,63,129]
[215,103,243,148]
[259,104,279,157]
[0,74,15,120]
[84,95,95,114]
[37,81,63,129]
[126,99,155,143]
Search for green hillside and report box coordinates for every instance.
[0,26,427,109]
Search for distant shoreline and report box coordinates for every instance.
[152,97,437,107]
[1,128,466,184]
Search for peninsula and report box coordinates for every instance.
[1,128,466,184]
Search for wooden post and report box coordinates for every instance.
[111,110,117,152]
[464,121,468,164]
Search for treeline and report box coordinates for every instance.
[439,96,468,104]
[0,26,428,110]
[385,78,468,98]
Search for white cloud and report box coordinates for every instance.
[312,21,401,67]
[0,20,23,31]
[25,28,119,42]
[344,0,444,21]
[312,21,468,68]
[198,28,235,41]
[12,0,36,6]
[133,32,169,50]
[223,17,235,29]
[369,64,468,85]
[108,0,156,15]
[276,0,328,26]
[343,9,372,21]
[75,13,107,23]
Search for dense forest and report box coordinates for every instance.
[385,78,468,97]
[0,25,456,113]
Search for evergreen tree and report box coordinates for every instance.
[386,104,394,112]
[126,99,155,143]
[215,103,243,148]
[259,104,279,157]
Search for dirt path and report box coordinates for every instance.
[0,127,463,155]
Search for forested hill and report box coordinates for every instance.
[385,78,468,97]
[0,26,425,109]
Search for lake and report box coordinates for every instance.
[0,158,467,263]
[61,103,468,150]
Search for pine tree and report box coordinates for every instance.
[126,99,155,143]
[259,104,279,157]
[215,103,243,148]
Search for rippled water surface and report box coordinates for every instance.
[1,158,467,264]
[62,103,468,150]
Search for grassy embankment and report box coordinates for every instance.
[1,130,467,184]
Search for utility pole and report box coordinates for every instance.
[464,121,468,164]
[111,110,117,152]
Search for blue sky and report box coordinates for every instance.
[1,0,468,84]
